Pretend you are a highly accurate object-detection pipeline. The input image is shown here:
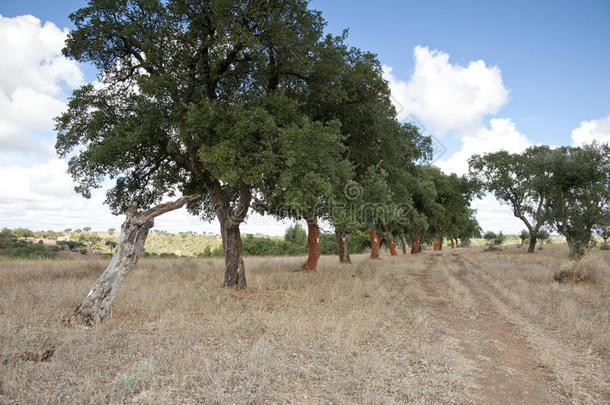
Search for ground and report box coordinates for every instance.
[0,244,608,404]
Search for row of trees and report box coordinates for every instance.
[57,0,480,324]
[469,143,609,259]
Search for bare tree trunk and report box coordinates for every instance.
[438,235,444,251]
[433,236,440,251]
[450,239,455,249]
[214,187,251,288]
[527,235,537,253]
[398,234,407,254]
[336,229,351,264]
[221,220,246,288]
[369,229,380,259]
[411,238,418,254]
[68,195,200,326]
[385,231,398,256]
[303,218,320,271]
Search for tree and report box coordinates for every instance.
[83,226,91,232]
[594,207,609,248]
[469,148,550,253]
[542,143,609,259]
[536,229,550,249]
[64,228,72,233]
[108,227,116,235]
[69,195,199,325]
[13,228,34,240]
[105,239,118,252]
[519,229,530,247]
[57,0,347,288]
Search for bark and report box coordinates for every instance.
[369,229,380,259]
[398,234,407,255]
[215,187,251,288]
[336,229,351,264]
[385,231,398,256]
[450,239,455,249]
[69,195,200,326]
[433,236,440,251]
[411,238,418,254]
[438,235,443,251]
[303,219,320,271]
[221,220,246,287]
[527,235,537,253]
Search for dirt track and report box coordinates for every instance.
[405,249,609,404]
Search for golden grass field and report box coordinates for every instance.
[1,244,608,404]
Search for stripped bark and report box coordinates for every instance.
[68,195,200,326]
[303,218,320,271]
[369,229,380,259]
[385,231,398,256]
[336,229,351,264]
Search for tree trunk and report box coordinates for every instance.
[68,195,200,326]
[385,231,398,256]
[221,220,246,287]
[433,236,440,251]
[398,234,407,254]
[438,235,443,251]
[303,219,320,271]
[214,187,251,288]
[336,229,351,264]
[369,229,380,259]
[450,239,455,249]
[527,235,537,253]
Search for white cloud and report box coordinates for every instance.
[437,118,532,176]
[0,14,83,153]
[385,46,536,235]
[384,46,509,135]
[571,115,610,146]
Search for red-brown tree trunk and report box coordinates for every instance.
[451,239,455,249]
[385,231,398,256]
[303,219,320,271]
[433,236,440,251]
[336,229,351,264]
[417,239,421,252]
[438,235,443,251]
[369,229,380,259]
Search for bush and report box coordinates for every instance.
[0,229,58,259]
[79,248,88,255]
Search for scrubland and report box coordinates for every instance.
[0,244,608,404]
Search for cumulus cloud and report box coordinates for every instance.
[384,46,536,234]
[571,115,610,146]
[437,118,532,175]
[0,14,82,153]
[384,46,509,135]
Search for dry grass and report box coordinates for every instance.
[0,245,608,403]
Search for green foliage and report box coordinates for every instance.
[536,229,550,243]
[484,231,505,248]
[519,230,530,244]
[0,229,58,259]
[541,143,609,259]
[284,224,307,246]
[83,226,91,232]
[107,227,116,235]
[13,228,34,239]
[57,240,86,251]
[64,228,72,232]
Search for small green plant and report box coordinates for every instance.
[122,362,149,393]
[79,248,88,255]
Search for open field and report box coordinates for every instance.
[0,245,608,404]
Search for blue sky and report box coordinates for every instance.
[0,0,609,233]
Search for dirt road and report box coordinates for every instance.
[404,250,609,404]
